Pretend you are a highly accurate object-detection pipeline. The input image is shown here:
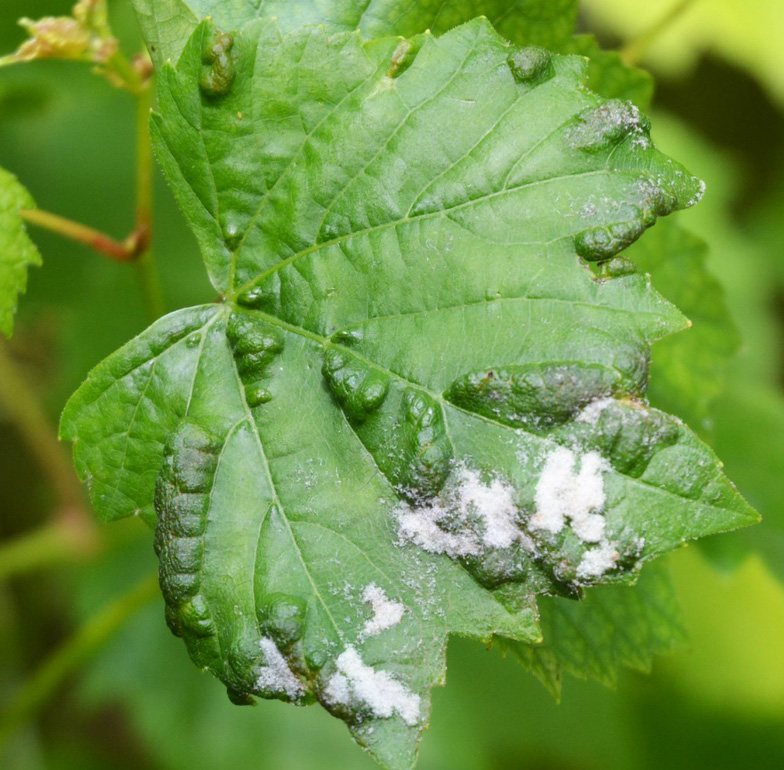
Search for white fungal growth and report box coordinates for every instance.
[256,638,306,700]
[457,467,520,548]
[575,396,616,425]
[324,646,421,726]
[395,466,528,557]
[531,447,609,543]
[361,584,405,638]
[396,500,478,558]
[688,178,707,207]
[577,541,620,579]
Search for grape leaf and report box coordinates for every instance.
[61,17,757,769]
[501,559,686,697]
[0,166,41,337]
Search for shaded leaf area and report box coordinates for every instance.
[501,560,686,697]
[0,166,41,337]
[61,16,755,770]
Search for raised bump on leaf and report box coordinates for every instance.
[323,348,390,424]
[154,422,221,670]
[593,256,639,280]
[557,398,681,477]
[387,36,425,78]
[507,46,555,85]
[444,362,626,430]
[200,29,235,98]
[258,593,309,649]
[236,274,280,314]
[567,100,652,153]
[575,221,649,262]
[226,311,284,407]
[398,390,452,501]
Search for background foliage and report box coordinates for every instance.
[2,1,784,768]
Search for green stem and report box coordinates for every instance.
[133,84,166,323]
[0,574,159,753]
[620,0,700,66]
[0,341,84,510]
[20,209,139,262]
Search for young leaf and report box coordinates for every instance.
[61,17,757,769]
[0,166,41,337]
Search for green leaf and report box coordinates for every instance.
[61,17,757,769]
[0,166,41,337]
[501,560,686,697]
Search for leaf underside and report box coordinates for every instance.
[61,10,756,770]
[0,166,41,337]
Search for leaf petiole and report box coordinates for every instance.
[19,208,146,263]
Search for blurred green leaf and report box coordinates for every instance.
[501,561,686,697]
[710,384,784,581]
[563,34,653,109]
[629,222,738,435]
[0,166,41,337]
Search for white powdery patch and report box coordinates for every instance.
[361,584,405,638]
[256,638,306,700]
[395,466,526,558]
[324,646,421,726]
[577,541,620,579]
[688,178,707,207]
[530,447,609,543]
[457,467,520,548]
[396,499,478,558]
[575,396,616,426]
